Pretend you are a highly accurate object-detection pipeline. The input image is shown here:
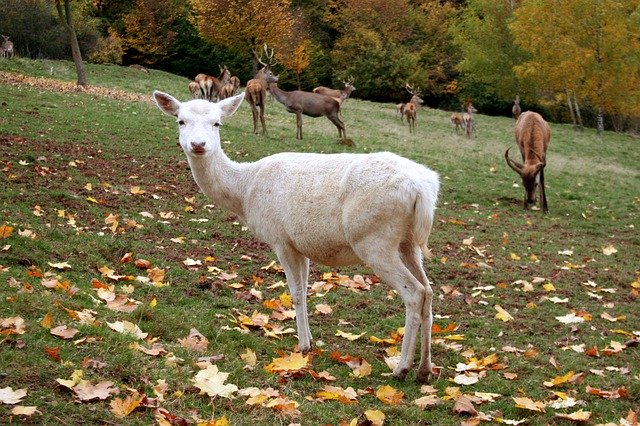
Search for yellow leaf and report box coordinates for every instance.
[555,410,591,421]
[10,406,39,416]
[376,385,404,405]
[240,348,257,368]
[494,305,514,322]
[149,298,157,308]
[510,252,521,260]
[513,396,545,412]
[40,312,53,329]
[264,352,309,374]
[335,330,366,341]
[365,409,385,426]
[543,371,575,387]
[602,245,617,256]
[543,282,556,292]
[110,394,141,418]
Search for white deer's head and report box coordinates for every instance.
[153,91,245,158]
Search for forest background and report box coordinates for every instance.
[1,0,639,134]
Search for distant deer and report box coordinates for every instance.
[269,82,346,140]
[512,95,522,120]
[219,76,241,100]
[245,44,279,135]
[450,112,463,134]
[188,81,202,99]
[194,65,231,102]
[313,76,356,105]
[403,83,423,133]
[462,103,477,139]
[1,35,14,59]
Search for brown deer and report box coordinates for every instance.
[194,65,231,102]
[1,35,14,59]
[188,81,202,99]
[505,111,550,213]
[450,112,463,134]
[245,45,279,135]
[462,103,477,139]
[512,95,522,120]
[312,76,356,105]
[219,76,241,100]
[403,84,423,133]
[269,82,346,140]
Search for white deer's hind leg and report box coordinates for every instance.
[400,243,434,382]
[275,245,312,351]
[358,244,425,380]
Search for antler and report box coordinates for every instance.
[255,43,277,67]
[405,83,422,96]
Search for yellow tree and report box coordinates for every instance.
[190,0,309,75]
[511,0,640,133]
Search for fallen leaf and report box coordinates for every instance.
[192,365,238,398]
[364,409,385,426]
[414,394,440,409]
[543,371,575,387]
[178,328,209,352]
[10,406,40,416]
[107,320,148,339]
[50,325,79,340]
[110,394,142,418]
[376,385,404,405]
[494,305,514,322]
[48,261,72,270]
[315,385,358,404]
[335,329,366,341]
[554,410,591,422]
[513,396,545,412]
[453,395,477,416]
[601,244,617,255]
[265,352,309,376]
[0,387,27,404]
[73,380,119,401]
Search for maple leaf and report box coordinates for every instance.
[264,352,309,376]
[364,409,385,426]
[110,394,142,418]
[1,316,26,335]
[513,396,545,412]
[0,387,27,404]
[178,328,209,352]
[240,348,257,370]
[107,320,148,339]
[73,380,119,401]
[376,385,404,405]
[543,371,575,387]
[50,325,79,340]
[130,342,166,357]
[453,395,478,416]
[192,365,238,398]
[315,385,358,404]
[414,394,440,409]
[0,223,13,238]
[10,406,40,416]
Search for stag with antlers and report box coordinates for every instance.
[245,45,279,135]
[403,84,423,133]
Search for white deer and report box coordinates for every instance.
[153,90,441,382]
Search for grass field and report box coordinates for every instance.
[1,59,639,425]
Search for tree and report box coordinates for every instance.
[511,0,640,133]
[54,0,87,86]
[451,0,531,107]
[189,0,307,74]
[120,0,187,66]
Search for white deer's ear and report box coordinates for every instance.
[218,92,245,118]
[153,91,181,117]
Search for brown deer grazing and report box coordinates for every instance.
[1,35,14,59]
[269,82,346,140]
[219,76,241,100]
[505,111,551,213]
[245,45,279,135]
[194,65,231,102]
[462,103,477,139]
[450,112,463,134]
[312,76,356,105]
[403,84,423,133]
[512,95,522,120]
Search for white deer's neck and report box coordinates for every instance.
[186,149,248,219]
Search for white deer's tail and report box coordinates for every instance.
[413,181,439,259]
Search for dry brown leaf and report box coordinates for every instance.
[178,328,209,352]
[73,380,119,401]
[50,325,79,340]
[453,395,478,416]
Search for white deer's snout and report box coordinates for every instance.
[190,140,207,154]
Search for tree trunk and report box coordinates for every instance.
[572,91,584,132]
[596,107,604,134]
[566,88,577,128]
[55,0,87,87]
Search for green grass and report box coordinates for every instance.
[1,59,639,425]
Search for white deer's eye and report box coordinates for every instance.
[178,120,185,126]
[213,122,221,127]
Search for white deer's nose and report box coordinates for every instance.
[190,140,206,154]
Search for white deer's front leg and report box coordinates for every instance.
[274,245,312,351]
